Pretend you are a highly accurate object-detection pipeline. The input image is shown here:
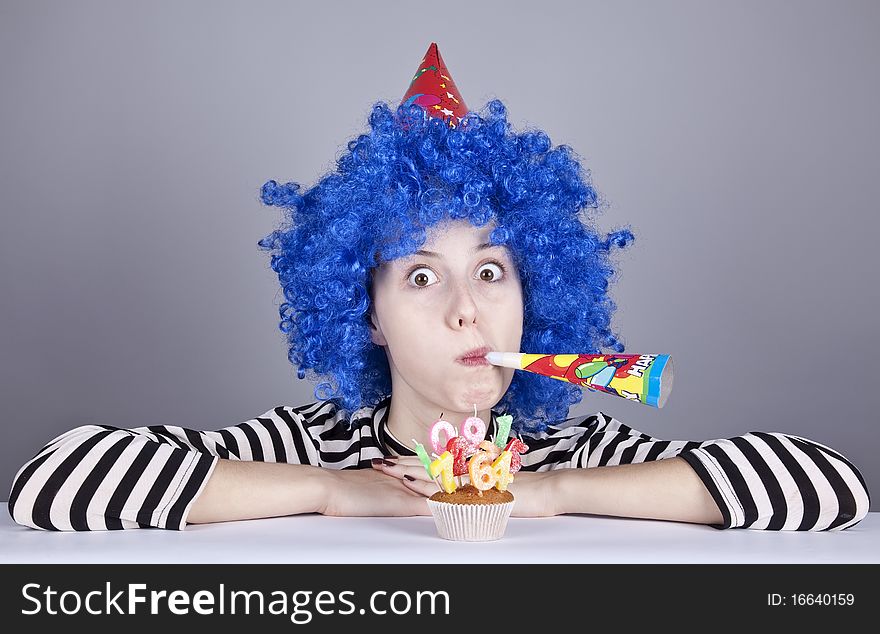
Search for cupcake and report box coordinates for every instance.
[426,484,515,542]
[416,413,528,542]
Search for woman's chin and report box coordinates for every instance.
[456,384,501,411]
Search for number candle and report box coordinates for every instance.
[446,436,472,476]
[504,438,529,473]
[430,415,458,455]
[468,450,497,492]
[491,450,514,491]
[461,404,487,452]
[429,451,457,493]
[494,414,513,448]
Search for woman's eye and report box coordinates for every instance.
[408,267,439,288]
[406,261,506,289]
[477,262,505,282]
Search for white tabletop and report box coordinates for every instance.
[2,512,878,564]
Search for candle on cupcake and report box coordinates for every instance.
[429,414,458,455]
[461,405,487,452]
[429,451,457,493]
[421,406,525,495]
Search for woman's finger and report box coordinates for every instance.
[387,456,424,466]
[370,456,422,470]
[402,474,439,498]
[372,458,433,481]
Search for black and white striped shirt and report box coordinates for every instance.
[7,395,870,532]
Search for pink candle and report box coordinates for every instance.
[461,404,486,452]
[430,415,458,456]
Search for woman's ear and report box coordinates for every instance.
[365,266,386,346]
[367,310,387,346]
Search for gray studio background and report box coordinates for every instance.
[2,0,878,510]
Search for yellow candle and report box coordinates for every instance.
[429,451,457,493]
[491,450,514,491]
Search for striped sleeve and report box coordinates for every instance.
[6,402,329,532]
[572,412,871,531]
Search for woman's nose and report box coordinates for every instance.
[448,279,479,327]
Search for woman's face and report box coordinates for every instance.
[368,218,524,413]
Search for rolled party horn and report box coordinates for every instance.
[485,352,674,408]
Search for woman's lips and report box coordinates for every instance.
[457,345,492,365]
[457,356,490,367]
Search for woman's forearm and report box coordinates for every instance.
[187,459,327,525]
[553,457,724,526]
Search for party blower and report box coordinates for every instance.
[485,352,674,408]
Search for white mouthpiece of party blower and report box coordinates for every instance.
[484,352,523,369]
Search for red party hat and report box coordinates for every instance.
[399,42,469,128]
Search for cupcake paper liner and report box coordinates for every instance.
[426,499,515,541]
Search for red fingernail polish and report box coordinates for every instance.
[381,459,396,467]
[404,475,415,481]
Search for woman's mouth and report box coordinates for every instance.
[457,346,492,366]
[457,356,490,367]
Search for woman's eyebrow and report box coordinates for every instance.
[413,242,496,258]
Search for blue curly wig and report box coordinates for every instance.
[257,98,635,433]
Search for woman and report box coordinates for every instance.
[7,83,870,532]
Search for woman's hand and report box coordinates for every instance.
[317,465,430,517]
[372,456,561,517]
[504,471,562,517]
